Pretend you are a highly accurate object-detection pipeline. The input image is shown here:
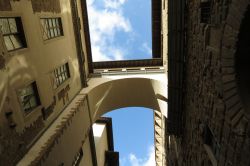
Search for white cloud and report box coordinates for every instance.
[120,157,128,166]
[87,0,132,62]
[141,42,152,56]
[125,145,156,166]
[104,0,127,9]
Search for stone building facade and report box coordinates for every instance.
[167,0,250,165]
[2,0,250,165]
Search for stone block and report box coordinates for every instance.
[225,94,240,109]
[224,88,238,100]
[222,74,235,84]
[221,47,236,59]
[223,80,236,91]
[226,102,243,120]
[221,58,234,67]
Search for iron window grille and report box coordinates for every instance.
[200,0,212,23]
[18,82,41,113]
[53,63,70,88]
[40,17,63,40]
[0,17,27,51]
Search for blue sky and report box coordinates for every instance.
[104,107,155,166]
[87,0,154,165]
[87,0,152,62]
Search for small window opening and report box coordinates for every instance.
[203,125,220,165]
[200,0,212,23]
[236,6,250,113]
[18,82,41,114]
[52,63,70,88]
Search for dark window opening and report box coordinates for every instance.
[40,17,63,40]
[18,82,41,113]
[105,151,119,166]
[200,0,211,23]
[203,125,220,160]
[235,6,250,112]
[0,17,27,51]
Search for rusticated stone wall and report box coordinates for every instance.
[171,0,250,165]
[0,31,7,70]
[31,0,61,13]
[0,0,11,11]
[0,116,44,165]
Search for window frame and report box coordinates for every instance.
[200,0,212,24]
[17,81,41,115]
[0,17,27,52]
[40,17,64,41]
[52,62,71,89]
[203,125,220,166]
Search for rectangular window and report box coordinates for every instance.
[18,82,41,113]
[0,17,27,51]
[203,125,220,162]
[40,17,63,40]
[200,0,211,23]
[53,63,70,88]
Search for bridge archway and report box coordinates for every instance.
[81,76,167,166]
[80,76,167,122]
[18,75,167,165]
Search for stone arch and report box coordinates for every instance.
[80,76,167,122]
[82,76,167,166]
[235,5,250,115]
[221,0,250,126]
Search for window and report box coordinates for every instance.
[53,63,70,88]
[0,17,27,51]
[200,0,211,23]
[18,82,41,113]
[40,18,63,40]
[203,125,220,165]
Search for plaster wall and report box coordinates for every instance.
[80,135,94,166]
[0,0,169,165]
[40,101,87,166]
[93,123,109,166]
[0,0,82,131]
[18,73,168,165]
[18,95,92,166]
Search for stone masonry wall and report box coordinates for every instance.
[176,0,250,165]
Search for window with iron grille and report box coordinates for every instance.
[0,17,27,51]
[53,63,70,88]
[200,0,212,23]
[40,17,63,40]
[18,82,41,113]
